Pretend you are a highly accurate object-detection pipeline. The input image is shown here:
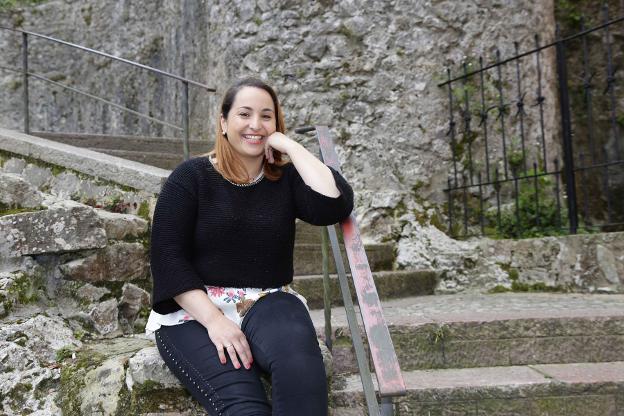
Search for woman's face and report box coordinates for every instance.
[221,86,277,163]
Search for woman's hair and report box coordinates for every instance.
[209,78,287,183]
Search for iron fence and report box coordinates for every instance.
[439,4,624,239]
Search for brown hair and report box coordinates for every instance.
[209,78,287,183]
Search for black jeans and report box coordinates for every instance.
[155,291,328,415]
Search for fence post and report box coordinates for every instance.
[182,80,190,160]
[21,32,30,134]
[555,26,578,234]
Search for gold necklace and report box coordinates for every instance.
[209,156,264,187]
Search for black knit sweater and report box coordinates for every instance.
[150,157,354,314]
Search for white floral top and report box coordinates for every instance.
[145,284,307,334]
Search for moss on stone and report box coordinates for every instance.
[55,345,76,362]
[7,330,28,346]
[488,284,511,293]
[427,324,451,348]
[126,381,193,414]
[99,281,126,301]
[510,280,568,293]
[0,150,140,192]
[57,347,107,414]
[8,382,32,410]
[508,267,519,281]
[137,201,150,221]
[0,206,45,217]
[7,272,39,304]
[7,79,22,91]
[0,0,47,11]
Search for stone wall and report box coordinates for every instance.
[397,213,624,294]
[0,0,559,241]
[0,152,153,329]
[0,151,155,414]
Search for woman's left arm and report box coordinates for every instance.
[265,132,340,197]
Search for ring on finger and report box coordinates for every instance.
[223,344,233,349]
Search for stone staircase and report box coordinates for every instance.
[293,224,624,415]
[104,220,623,415]
[318,293,624,414]
[31,131,209,170]
[291,221,624,415]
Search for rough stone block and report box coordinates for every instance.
[510,335,624,365]
[0,172,43,208]
[49,171,82,200]
[562,394,617,416]
[0,314,81,363]
[76,282,111,303]
[126,346,181,391]
[478,397,569,415]
[59,242,148,283]
[96,209,149,240]
[0,200,107,257]
[21,163,53,189]
[80,355,127,415]
[0,341,61,415]
[1,157,26,174]
[89,298,120,336]
[120,283,150,322]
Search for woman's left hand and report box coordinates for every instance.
[265,132,297,164]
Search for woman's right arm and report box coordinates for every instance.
[174,289,253,370]
[151,163,252,369]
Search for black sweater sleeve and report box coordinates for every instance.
[150,162,206,314]
[288,163,354,226]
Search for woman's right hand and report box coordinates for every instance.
[206,314,253,370]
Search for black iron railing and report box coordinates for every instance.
[0,26,216,160]
[439,5,624,239]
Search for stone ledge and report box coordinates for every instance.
[0,127,170,194]
[331,362,624,415]
[312,294,624,373]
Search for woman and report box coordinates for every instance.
[146,77,354,415]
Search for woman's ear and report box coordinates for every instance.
[220,116,227,136]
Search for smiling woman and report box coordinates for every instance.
[214,78,288,184]
[146,78,354,415]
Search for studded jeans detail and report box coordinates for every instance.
[156,329,226,416]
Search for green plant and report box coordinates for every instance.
[137,201,150,220]
[555,0,585,30]
[507,137,526,174]
[485,167,568,238]
[428,324,450,346]
[55,346,75,362]
[104,196,131,214]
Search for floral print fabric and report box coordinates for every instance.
[145,285,308,334]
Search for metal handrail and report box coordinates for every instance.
[0,26,217,159]
[0,26,215,91]
[296,125,407,416]
[0,65,183,131]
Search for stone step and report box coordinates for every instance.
[87,148,184,170]
[32,131,212,154]
[295,220,344,244]
[293,242,395,275]
[310,293,624,373]
[56,335,333,415]
[291,270,436,309]
[330,361,624,415]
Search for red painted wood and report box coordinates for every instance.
[316,126,406,397]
